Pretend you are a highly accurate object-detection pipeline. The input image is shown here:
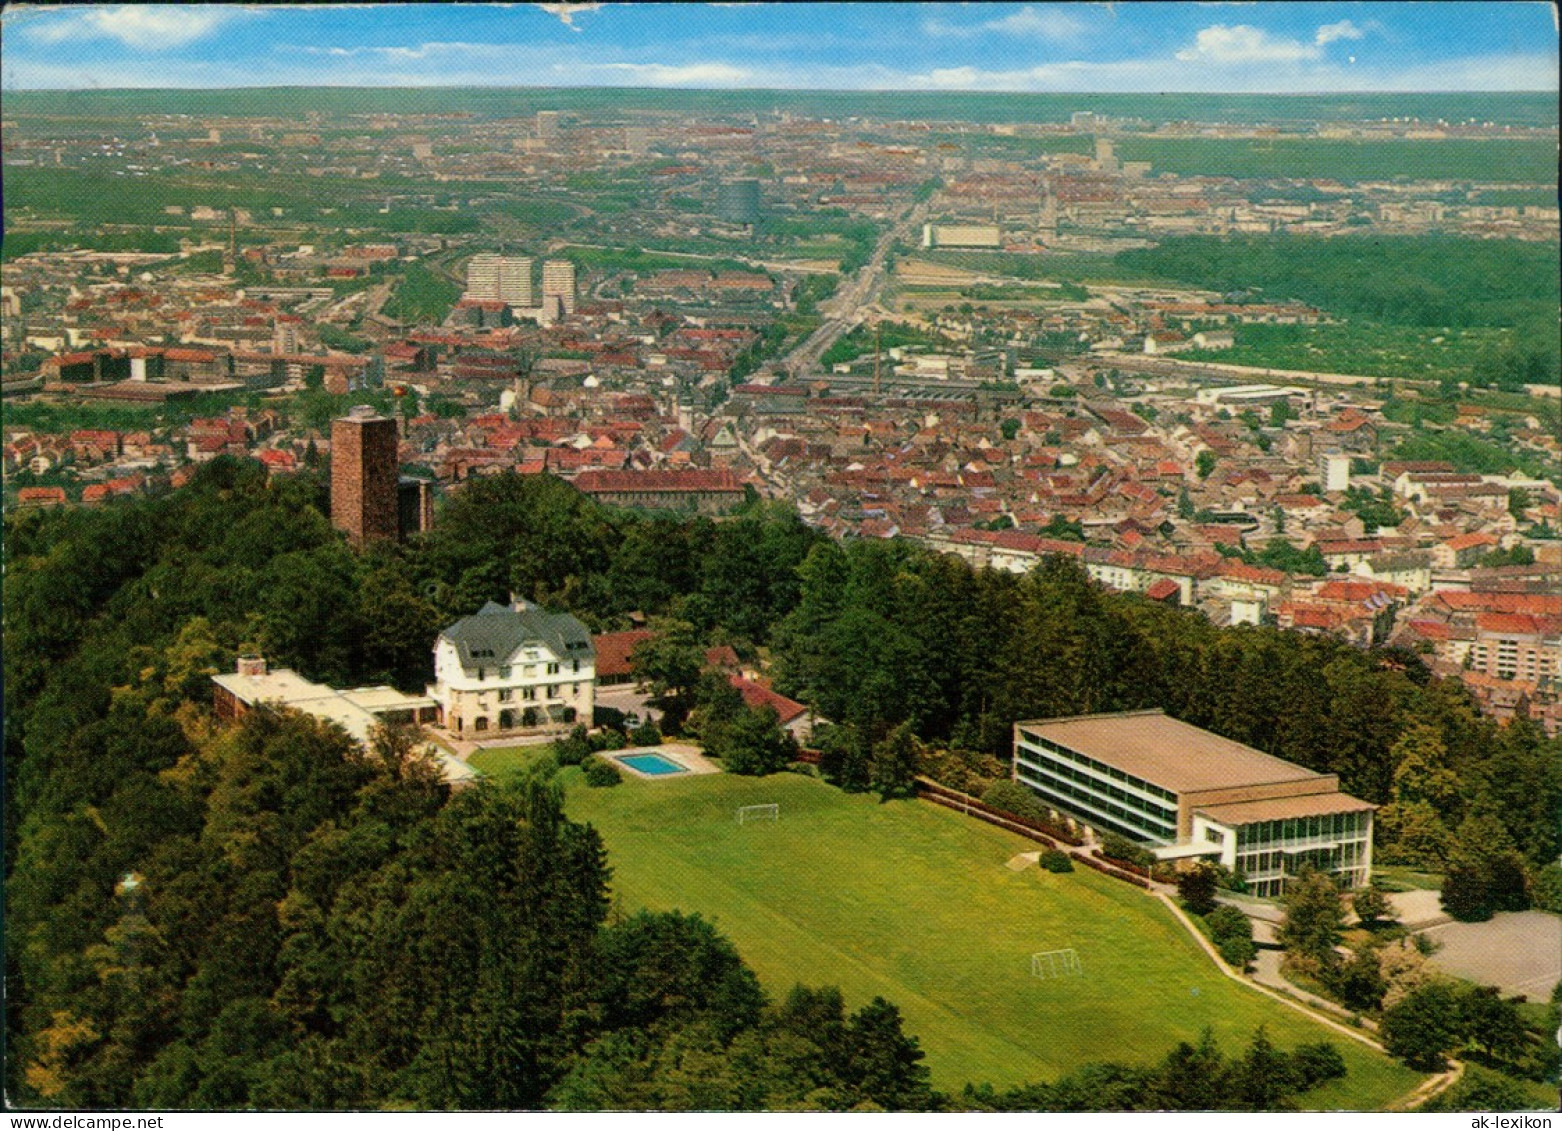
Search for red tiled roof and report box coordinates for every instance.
[591,629,655,679]
[730,676,807,725]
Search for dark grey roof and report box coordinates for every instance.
[440,601,594,670]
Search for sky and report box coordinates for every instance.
[2,2,1557,92]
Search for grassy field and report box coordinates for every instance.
[467,742,557,780]
[565,770,1425,1107]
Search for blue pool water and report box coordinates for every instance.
[618,753,688,776]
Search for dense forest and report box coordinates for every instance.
[1117,234,1561,332]
[6,461,1559,1107]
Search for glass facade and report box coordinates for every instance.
[1231,810,1371,897]
[1014,728,1179,845]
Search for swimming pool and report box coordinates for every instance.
[616,752,688,776]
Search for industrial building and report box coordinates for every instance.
[1013,710,1374,896]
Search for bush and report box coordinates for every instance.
[555,723,592,767]
[589,728,627,753]
[1206,905,1256,970]
[1351,885,1395,926]
[1218,935,1258,970]
[581,755,622,788]
[1039,849,1074,873]
[1098,832,1155,869]
[982,779,1047,823]
[628,720,663,747]
[1289,1042,1347,1089]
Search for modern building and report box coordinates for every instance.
[716,178,763,225]
[1013,710,1374,896]
[541,259,577,315]
[466,254,535,307]
[212,656,473,785]
[331,406,399,546]
[429,599,596,736]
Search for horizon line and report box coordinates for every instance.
[6,84,1559,97]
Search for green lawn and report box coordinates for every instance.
[467,742,556,780]
[565,770,1425,1107]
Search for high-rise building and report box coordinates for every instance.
[331,406,400,546]
[715,179,763,225]
[541,259,577,314]
[466,254,535,307]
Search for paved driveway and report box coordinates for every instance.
[1419,910,1561,999]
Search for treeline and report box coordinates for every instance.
[1116,234,1561,332]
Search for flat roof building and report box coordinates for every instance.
[212,656,474,786]
[1013,710,1374,897]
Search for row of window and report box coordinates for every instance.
[1015,763,1176,845]
[475,660,581,681]
[1236,841,1366,880]
[1233,810,1368,848]
[483,683,583,703]
[1016,732,1178,804]
[1016,739,1179,826]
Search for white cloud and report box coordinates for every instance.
[982,6,1090,40]
[1175,24,1319,63]
[1316,20,1365,46]
[23,5,238,50]
[925,5,1092,41]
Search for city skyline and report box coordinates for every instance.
[2,2,1557,93]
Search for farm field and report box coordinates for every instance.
[564,770,1426,1107]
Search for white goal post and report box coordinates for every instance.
[736,803,779,825]
[1031,948,1083,979]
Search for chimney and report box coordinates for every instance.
[236,654,268,677]
[509,592,530,613]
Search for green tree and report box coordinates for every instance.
[629,619,705,728]
[1177,863,1220,917]
[717,705,798,777]
[841,997,937,1111]
[1229,1027,1298,1111]
[1351,886,1394,927]
[1380,981,1466,1071]
[1277,868,1344,962]
[870,723,921,800]
[1154,1029,1228,1110]
[1196,450,1219,479]
[1460,985,1526,1066]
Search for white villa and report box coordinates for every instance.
[429,599,596,736]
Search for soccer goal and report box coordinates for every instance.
[736,803,779,825]
[1031,948,1083,979]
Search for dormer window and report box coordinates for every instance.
[499,666,511,680]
